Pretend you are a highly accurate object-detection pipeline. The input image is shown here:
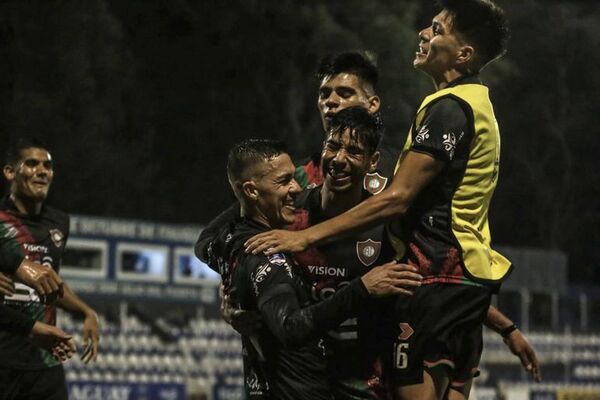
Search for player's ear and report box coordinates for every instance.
[368,151,380,172]
[456,45,474,67]
[368,95,381,114]
[242,180,259,201]
[3,165,15,181]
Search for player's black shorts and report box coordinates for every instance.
[384,283,491,389]
[0,365,67,400]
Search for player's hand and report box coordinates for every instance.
[504,329,541,382]
[360,262,422,297]
[81,312,100,364]
[14,259,63,303]
[0,272,16,296]
[245,230,309,255]
[219,284,262,336]
[30,321,76,362]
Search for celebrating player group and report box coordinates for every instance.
[196,1,540,399]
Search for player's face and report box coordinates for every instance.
[414,10,464,76]
[253,153,301,228]
[321,129,374,193]
[4,147,54,202]
[318,73,377,131]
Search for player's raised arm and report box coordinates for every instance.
[245,150,444,255]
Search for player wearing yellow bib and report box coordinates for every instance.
[245,1,515,399]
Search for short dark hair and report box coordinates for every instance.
[317,52,379,91]
[227,138,288,184]
[5,137,49,166]
[439,0,509,70]
[328,106,382,156]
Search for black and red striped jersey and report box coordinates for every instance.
[0,196,69,369]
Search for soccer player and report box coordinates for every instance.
[206,138,422,399]
[245,1,523,398]
[0,138,100,400]
[289,106,400,399]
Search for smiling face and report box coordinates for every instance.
[3,147,54,203]
[317,73,380,131]
[414,10,469,78]
[250,153,301,228]
[321,128,377,193]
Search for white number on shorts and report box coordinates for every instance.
[394,343,409,369]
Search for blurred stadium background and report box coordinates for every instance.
[1,0,599,399]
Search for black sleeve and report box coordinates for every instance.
[0,240,25,274]
[411,97,471,162]
[0,304,35,336]
[194,202,240,265]
[247,255,370,348]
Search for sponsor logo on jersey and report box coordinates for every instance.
[267,253,293,278]
[306,265,346,277]
[442,131,458,160]
[312,280,351,302]
[49,228,65,248]
[253,263,272,283]
[3,282,40,305]
[24,243,49,254]
[398,322,414,340]
[415,124,430,143]
[246,369,269,396]
[356,239,381,267]
[363,172,388,195]
[267,253,287,266]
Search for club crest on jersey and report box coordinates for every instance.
[356,239,381,267]
[363,172,388,195]
[49,229,65,248]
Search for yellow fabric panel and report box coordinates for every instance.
[395,84,511,282]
